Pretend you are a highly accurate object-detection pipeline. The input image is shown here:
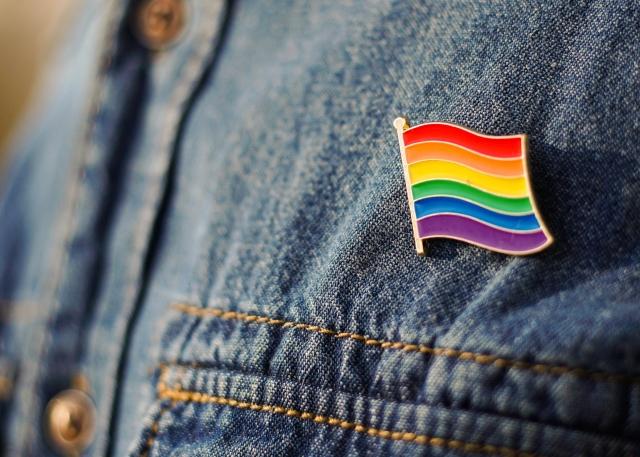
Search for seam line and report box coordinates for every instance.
[156,366,537,457]
[172,302,640,385]
[140,408,166,457]
[140,368,171,457]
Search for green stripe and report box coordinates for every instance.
[411,180,533,213]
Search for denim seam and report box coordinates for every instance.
[139,365,171,457]
[139,410,165,457]
[160,362,639,447]
[155,365,537,457]
[172,302,640,385]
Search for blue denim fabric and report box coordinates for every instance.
[1,0,639,456]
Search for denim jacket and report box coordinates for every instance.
[1,0,639,456]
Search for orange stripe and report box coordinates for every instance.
[405,141,524,177]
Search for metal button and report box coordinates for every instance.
[135,0,186,50]
[0,375,13,400]
[45,389,96,456]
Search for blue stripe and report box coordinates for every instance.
[414,196,540,231]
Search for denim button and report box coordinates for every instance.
[134,0,186,50]
[44,389,96,455]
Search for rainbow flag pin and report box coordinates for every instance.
[393,117,553,256]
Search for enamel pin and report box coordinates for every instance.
[393,117,553,256]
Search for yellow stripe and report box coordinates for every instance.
[408,160,528,198]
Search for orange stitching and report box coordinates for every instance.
[172,302,640,385]
[140,367,171,457]
[140,411,165,457]
[156,377,537,457]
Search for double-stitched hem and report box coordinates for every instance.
[140,363,637,457]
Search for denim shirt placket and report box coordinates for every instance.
[8,0,229,455]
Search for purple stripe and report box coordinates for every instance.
[417,214,549,253]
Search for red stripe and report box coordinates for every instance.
[402,123,523,159]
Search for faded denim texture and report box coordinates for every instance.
[1,0,639,456]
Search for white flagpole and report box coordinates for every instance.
[394,117,425,256]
